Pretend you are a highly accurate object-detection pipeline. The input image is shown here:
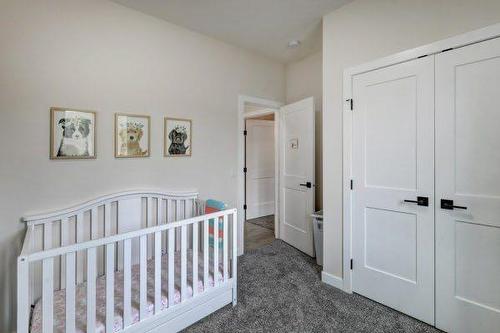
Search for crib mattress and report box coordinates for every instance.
[31,250,225,333]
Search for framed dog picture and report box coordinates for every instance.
[115,113,150,158]
[164,117,192,157]
[50,107,96,159]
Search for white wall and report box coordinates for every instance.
[286,52,323,210]
[0,0,285,331]
[322,0,500,279]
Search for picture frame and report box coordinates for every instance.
[114,113,151,158]
[50,107,97,160]
[164,117,192,157]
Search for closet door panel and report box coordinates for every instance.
[435,37,500,333]
[351,56,435,324]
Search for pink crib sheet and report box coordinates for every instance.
[31,250,225,333]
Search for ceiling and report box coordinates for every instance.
[112,0,352,63]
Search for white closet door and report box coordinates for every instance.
[246,119,275,219]
[435,37,500,333]
[351,56,435,324]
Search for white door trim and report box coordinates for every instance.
[342,22,500,293]
[237,95,282,256]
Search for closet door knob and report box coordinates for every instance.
[440,199,467,210]
[403,196,429,207]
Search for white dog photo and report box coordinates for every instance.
[51,108,96,159]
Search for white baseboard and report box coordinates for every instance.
[322,271,343,290]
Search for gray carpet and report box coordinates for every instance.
[184,240,441,333]
[246,215,274,231]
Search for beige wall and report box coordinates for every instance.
[286,52,323,210]
[322,0,500,279]
[0,0,285,330]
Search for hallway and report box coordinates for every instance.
[244,215,275,251]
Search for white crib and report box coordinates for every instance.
[17,190,237,333]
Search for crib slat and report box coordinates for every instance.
[162,199,168,253]
[123,239,132,328]
[65,252,75,333]
[154,231,162,314]
[43,220,52,299]
[181,225,187,301]
[213,216,219,287]
[17,258,30,333]
[232,212,238,305]
[60,217,68,289]
[139,235,147,319]
[87,247,97,333]
[176,199,182,219]
[167,228,175,307]
[175,200,182,251]
[44,221,52,250]
[76,212,84,284]
[157,197,164,225]
[192,221,199,296]
[223,214,229,281]
[104,203,111,236]
[203,219,209,289]
[147,197,154,258]
[166,199,171,222]
[91,208,98,239]
[42,257,54,333]
[147,197,154,226]
[76,213,84,238]
[105,243,115,333]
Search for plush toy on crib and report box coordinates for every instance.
[205,199,226,249]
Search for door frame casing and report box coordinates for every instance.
[237,95,282,256]
[342,22,500,293]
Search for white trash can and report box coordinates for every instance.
[311,210,323,266]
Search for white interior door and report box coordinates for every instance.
[435,37,500,333]
[351,56,435,324]
[279,97,315,256]
[246,119,275,220]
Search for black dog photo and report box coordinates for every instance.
[164,118,192,157]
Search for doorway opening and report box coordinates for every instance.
[237,95,281,255]
[237,95,316,256]
[244,111,277,251]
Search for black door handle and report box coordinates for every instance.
[299,182,312,188]
[403,196,429,207]
[441,199,467,210]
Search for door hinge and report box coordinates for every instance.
[350,179,353,190]
[243,167,247,173]
[243,130,247,136]
[346,98,353,111]
[243,204,247,210]
[350,259,353,270]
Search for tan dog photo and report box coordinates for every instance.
[115,114,150,157]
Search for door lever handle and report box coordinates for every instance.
[299,182,312,188]
[403,196,429,207]
[440,199,467,210]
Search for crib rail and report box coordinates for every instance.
[22,190,200,227]
[18,208,237,333]
[21,191,202,306]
